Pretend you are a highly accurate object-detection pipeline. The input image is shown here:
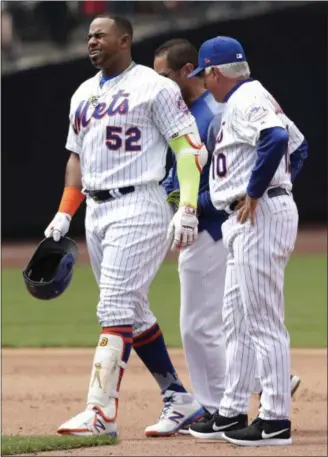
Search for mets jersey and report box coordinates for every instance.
[66,63,195,190]
[209,79,305,210]
[162,91,227,241]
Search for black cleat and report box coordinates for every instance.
[222,417,292,446]
[189,411,248,440]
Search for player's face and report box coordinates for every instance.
[154,56,179,84]
[204,67,224,102]
[154,56,193,96]
[88,18,129,69]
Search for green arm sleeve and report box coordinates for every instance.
[169,135,200,208]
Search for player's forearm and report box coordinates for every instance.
[247,127,289,199]
[64,152,82,188]
[175,153,200,207]
[169,133,207,208]
[58,152,85,217]
[290,139,308,183]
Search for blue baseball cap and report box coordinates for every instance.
[188,36,246,78]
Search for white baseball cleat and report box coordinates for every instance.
[57,406,118,437]
[144,390,205,437]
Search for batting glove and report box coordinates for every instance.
[44,212,71,242]
[167,205,198,251]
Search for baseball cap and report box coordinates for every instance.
[188,36,246,78]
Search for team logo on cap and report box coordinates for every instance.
[205,58,211,63]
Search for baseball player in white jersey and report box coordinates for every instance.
[187,36,308,446]
[43,15,209,438]
[153,39,302,435]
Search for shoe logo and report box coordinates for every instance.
[94,418,106,433]
[169,411,185,424]
[262,428,289,439]
[212,421,239,432]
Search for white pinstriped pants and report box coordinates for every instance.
[179,232,227,413]
[85,184,172,335]
[219,192,298,420]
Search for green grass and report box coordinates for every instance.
[1,435,116,455]
[283,255,327,347]
[2,255,326,348]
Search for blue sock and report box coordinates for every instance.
[133,323,187,394]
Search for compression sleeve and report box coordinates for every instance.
[169,135,201,208]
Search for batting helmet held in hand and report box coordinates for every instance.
[22,237,78,300]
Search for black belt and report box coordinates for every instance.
[85,186,135,202]
[229,187,290,212]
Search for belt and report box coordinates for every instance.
[229,186,290,212]
[85,186,135,203]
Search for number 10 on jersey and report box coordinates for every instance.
[212,152,227,179]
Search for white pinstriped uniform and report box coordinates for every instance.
[66,63,195,333]
[210,81,304,210]
[209,80,304,420]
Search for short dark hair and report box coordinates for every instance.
[94,14,133,40]
[154,39,198,70]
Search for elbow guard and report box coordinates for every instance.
[169,124,208,171]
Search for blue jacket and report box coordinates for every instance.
[162,91,227,241]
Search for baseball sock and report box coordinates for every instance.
[133,323,187,394]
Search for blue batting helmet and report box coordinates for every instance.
[22,237,78,300]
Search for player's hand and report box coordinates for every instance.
[237,195,259,225]
[167,205,198,251]
[44,212,72,242]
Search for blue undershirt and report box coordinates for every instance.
[99,73,120,88]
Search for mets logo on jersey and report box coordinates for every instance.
[73,89,130,135]
[176,94,189,114]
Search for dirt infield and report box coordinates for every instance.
[2,348,327,456]
[2,227,327,268]
[2,228,327,455]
